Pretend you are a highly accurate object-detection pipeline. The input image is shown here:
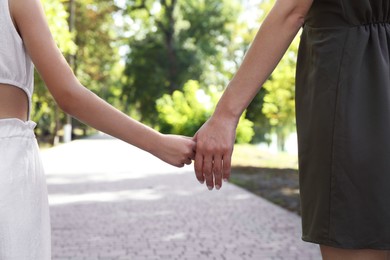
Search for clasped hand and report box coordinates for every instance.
[159,115,236,191]
[193,116,237,190]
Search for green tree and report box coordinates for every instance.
[73,0,120,98]
[33,0,76,142]
[245,89,273,144]
[227,0,274,145]
[122,0,243,124]
[156,80,254,143]
[33,0,123,143]
[243,0,298,149]
[71,0,122,133]
[262,37,298,151]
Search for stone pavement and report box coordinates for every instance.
[41,134,322,260]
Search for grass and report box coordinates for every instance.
[230,144,301,214]
[232,144,298,169]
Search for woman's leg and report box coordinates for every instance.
[321,245,389,260]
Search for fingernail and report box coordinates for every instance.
[223,178,229,182]
[199,180,204,184]
[215,185,221,190]
[207,186,213,191]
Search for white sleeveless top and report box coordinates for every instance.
[0,0,34,118]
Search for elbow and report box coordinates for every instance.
[282,8,307,32]
[52,81,85,115]
[276,0,311,31]
[54,84,96,117]
[287,12,306,29]
[55,88,77,115]
[289,0,313,29]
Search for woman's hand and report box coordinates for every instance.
[152,134,196,168]
[193,115,238,190]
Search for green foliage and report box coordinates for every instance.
[236,114,255,144]
[122,0,244,124]
[71,0,123,133]
[262,36,299,150]
[33,0,76,141]
[246,88,273,144]
[42,0,77,55]
[245,0,299,149]
[232,1,274,144]
[73,0,121,97]
[156,80,208,135]
[33,0,122,143]
[32,0,294,148]
[156,80,254,143]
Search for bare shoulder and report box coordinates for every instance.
[9,0,46,27]
[9,0,55,54]
[8,0,76,100]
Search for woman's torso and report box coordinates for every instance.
[296,0,390,248]
[305,0,390,28]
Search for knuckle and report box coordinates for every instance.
[196,141,205,150]
[213,166,221,174]
[222,147,230,154]
[205,168,214,176]
[204,146,214,154]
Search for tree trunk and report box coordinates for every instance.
[277,130,286,152]
[163,0,178,93]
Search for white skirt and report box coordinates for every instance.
[0,119,51,260]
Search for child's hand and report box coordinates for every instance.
[152,134,196,167]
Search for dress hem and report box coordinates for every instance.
[302,236,390,250]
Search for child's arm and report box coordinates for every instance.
[10,0,195,167]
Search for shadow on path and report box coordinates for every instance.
[42,135,321,260]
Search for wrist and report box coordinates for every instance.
[213,102,241,127]
[142,130,164,156]
[212,80,250,125]
[210,109,240,130]
[136,128,164,156]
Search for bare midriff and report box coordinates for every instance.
[0,83,29,121]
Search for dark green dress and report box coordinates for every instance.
[296,0,390,249]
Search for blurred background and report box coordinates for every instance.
[27,6,317,254]
[34,0,298,154]
[34,0,301,213]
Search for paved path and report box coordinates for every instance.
[41,135,321,260]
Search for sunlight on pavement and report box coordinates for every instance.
[45,136,322,259]
[49,189,163,205]
[230,193,253,201]
[162,232,187,242]
[41,136,194,188]
[45,170,186,185]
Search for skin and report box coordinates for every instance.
[193,0,390,258]
[194,0,314,190]
[0,84,28,120]
[1,0,195,168]
[320,246,390,260]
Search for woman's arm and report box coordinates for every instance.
[10,0,195,167]
[194,0,313,189]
